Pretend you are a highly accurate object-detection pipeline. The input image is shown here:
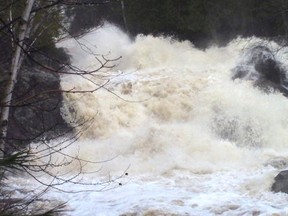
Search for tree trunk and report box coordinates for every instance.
[121,0,128,32]
[0,0,35,157]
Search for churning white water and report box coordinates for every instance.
[11,24,288,215]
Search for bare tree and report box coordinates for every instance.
[0,0,35,157]
[0,0,128,214]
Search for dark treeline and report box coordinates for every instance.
[69,0,288,47]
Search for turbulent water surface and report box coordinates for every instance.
[10,24,288,215]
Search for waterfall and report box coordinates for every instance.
[16,23,288,215]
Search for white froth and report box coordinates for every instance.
[13,24,288,215]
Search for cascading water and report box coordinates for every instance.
[10,24,288,215]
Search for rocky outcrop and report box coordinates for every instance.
[271,170,288,193]
[5,67,71,152]
[232,46,288,96]
[232,46,288,194]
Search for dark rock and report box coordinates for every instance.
[271,170,288,193]
[232,46,288,96]
[5,67,72,152]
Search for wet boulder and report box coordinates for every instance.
[271,170,288,193]
[232,46,288,96]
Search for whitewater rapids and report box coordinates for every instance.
[11,24,288,215]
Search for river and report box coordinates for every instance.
[9,23,288,216]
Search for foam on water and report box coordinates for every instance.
[58,24,288,174]
[15,24,288,215]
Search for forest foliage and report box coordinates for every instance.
[2,0,288,53]
[68,0,288,47]
[124,0,288,46]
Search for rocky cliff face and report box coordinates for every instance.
[0,30,72,152]
[4,67,71,152]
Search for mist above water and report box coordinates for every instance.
[58,23,288,177]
